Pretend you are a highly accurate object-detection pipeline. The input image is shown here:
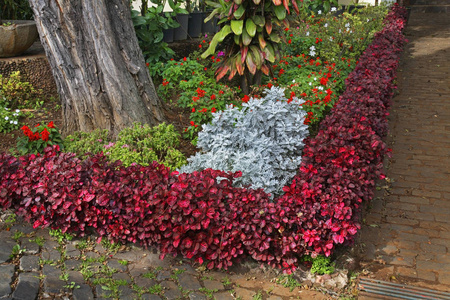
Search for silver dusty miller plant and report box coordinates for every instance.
[179,86,310,197]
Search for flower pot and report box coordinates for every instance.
[0,20,39,58]
[174,13,189,41]
[188,11,203,39]
[163,27,174,43]
[202,11,217,35]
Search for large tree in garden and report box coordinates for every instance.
[28,0,166,136]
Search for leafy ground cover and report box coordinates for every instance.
[0,4,407,274]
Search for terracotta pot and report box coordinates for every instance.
[0,20,39,58]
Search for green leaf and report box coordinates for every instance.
[217,25,232,42]
[252,15,265,27]
[245,19,256,37]
[234,5,245,19]
[205,0,222,8]
[273,5,286,20]
[269,32,281,43]
[263,43,275,63]
[231,20,244,35]
[249,45,262,68]
[201,34,221,58]
[234,34,241,45]
[242,27,252,46]
[234,0,243,4]
[323,1,331,13]
[204,7,220,23]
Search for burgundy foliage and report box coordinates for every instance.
[0,5,407,272]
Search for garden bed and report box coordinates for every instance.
[0,4,408,274]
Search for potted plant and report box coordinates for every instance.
[0,20,39,58]
[188,1,204,39]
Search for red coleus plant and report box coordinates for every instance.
[0,5,407,273]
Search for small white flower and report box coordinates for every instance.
[339,29,342,33]
[345,23,350,28]
[4,108,8,111]
[350,30,352,33]
[314,77,317,81]
[14,121,18,125]
[331,7,337,12]
[292,79,296,83]
[309,51,316,56]
[318,86,324,90]
[324,23,328,28]
[309,82,312,86]
[329,37,333,41]
[310,45,316,51]
[318,10,322,15]
[367,18,370,22]
[4,116,8,120]
[10,120,13,124]
[15,109,20,113]
[306,31,310,36]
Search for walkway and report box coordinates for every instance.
[357,1,450,296]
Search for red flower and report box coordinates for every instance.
[41,128,50,141]
[288,39,292,44]
[192,108,196,112]
[219,90,224,95]
[47,121,55,128]
[267,82,273,88]
[146,62,150,67]
[242,95,250,103]
[198,44,202,48]
[183,57,187,61]
[211,107,216,113]
[320,77,328,86]
[210,94,216,100]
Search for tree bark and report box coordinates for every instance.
[28,0,166,137]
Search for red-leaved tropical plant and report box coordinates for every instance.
[201,0,302,93]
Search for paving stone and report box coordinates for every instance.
[41,249,61,262]
[118,285,138,300]
[42,265,66,294]
[161,280,182,298]
[20,238,40,255]
[113,272,132,283]
[234,287,256,299]
[95,284,112,298]
[438,272,450,285]
[65,259,81,271]
[416,269,437,282]
[178,273,202,290]
[176,263,196,274]
[129,265,149,278]
[42,240,59,251]
[19,255,40,272]
[11,272,40,300]
[141,294,163,300]
[72,283,94,300]
[84,251,99,259]
[0,241,15,264]
[68,270,84,283]
[189,291,207,300]
[10,224,35,235]
[107,259,128,272]
[134,276,157,288]
[113,249,146,262]
[203,279,225,291]
[156,270,172,281]
[0,264,15,297]
[267,296,283,300]
[136,252,167,268]
[213,291,234,300]
[65,243,80,257]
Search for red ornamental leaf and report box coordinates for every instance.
[241,46,248,64]
[201,218,210,229]
[173,239,181,248]
[207,261,215,269]
[291,0,299,14]
[179,199,190,208]
[200,242,208,252]
[216,65,230,81]
[282,0,290,14]
[265,19,273,35]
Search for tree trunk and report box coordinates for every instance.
[28,0,166,137]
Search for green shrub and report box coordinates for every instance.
[303,255,335,275]
[0,71,42,109]
[64,123,187,170]
[64,129,110,158]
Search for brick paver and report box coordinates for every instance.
[358,6,450,292]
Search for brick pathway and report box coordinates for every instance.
[357,4,450,294]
